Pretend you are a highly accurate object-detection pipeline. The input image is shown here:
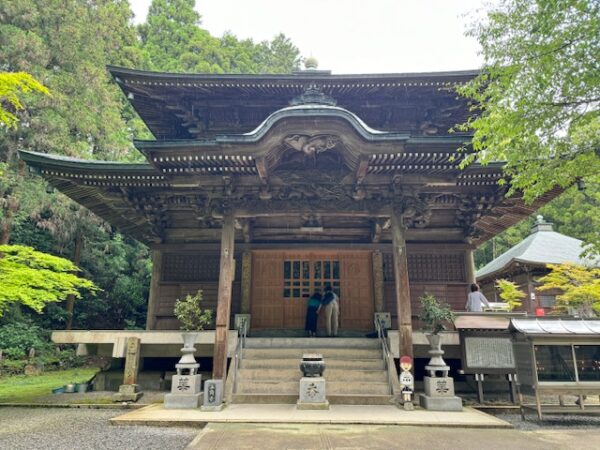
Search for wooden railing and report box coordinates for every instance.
[374,316,401,399]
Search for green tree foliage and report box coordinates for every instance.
[0,72,49,128]
[0,0,304,334]
[174,290,213,331]
[0,0,149,162]
[139,0,302,74]
[0,244,98,316]
[457,0,600,202]
[494,279,525,311]
[475,183,600,268]
[538,263,600,316]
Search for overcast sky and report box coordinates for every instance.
[129,0,490,74]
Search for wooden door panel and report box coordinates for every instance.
[340,253,374,330]
[251,250,374,331]
[251,253,284,329]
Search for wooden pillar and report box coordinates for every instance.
[146,249,163,330]
[526,269,536,314]
[465,247,476,285]
[212,213,235,381]
[240,251,252,314]
[372,250,385,313]
[391,210,413,358]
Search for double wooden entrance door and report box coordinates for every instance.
[251,250,374,330]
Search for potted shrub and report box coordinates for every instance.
[419,293,455,375]
[173,290,213,366]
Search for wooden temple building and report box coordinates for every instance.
[20,66,561,388]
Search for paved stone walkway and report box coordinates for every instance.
[186,423,600,450]
[111,403,510,428]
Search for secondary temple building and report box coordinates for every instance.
[20,66,561,385]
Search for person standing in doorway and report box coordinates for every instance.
[465,283,491,312]
[305,291,322,337]
[322,285,339,337]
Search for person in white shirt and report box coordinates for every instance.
[466,283,491,312]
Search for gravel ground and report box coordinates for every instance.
[0,407,199,450]
[496,413,600,431]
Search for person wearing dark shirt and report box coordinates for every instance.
[305,291,322,337]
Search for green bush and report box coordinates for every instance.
[0,359,27,377]
[0,322,52,360]
[418,293,455,335]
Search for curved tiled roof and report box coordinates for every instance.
[476,219,594,280]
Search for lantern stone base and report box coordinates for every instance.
[296,400,330,410]
[164,374,202,409]
[297,377,329,410]
[113,384,143,402]
[420,376,462,411]
[164,393,202,409]
[419,394,462,411]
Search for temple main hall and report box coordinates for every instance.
[20,65,560,399]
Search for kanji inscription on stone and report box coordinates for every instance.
[122,337,141,385]
[177,377,191,392]
[306,382,319,398]
[435,379,449,394]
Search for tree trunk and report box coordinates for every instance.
[65,233,84,330]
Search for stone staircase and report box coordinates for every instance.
[230,337,395,405]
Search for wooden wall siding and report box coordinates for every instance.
[150,252,242,330]
[383,252,466,283]
[154,282,241,330]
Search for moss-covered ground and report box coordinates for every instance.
[0,368,98,403]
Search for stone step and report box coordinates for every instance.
[231,393,394,405]
[243,347,382,360]
[236,380,299,394]
[238,368,387,381]
[235,380,390,396]
[328,381,390,396]
[245,337,380,349]
[237,368,388,382]
[240,358,385,370]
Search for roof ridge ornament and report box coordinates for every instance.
[289,84,337,106]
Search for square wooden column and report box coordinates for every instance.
[372,250,385,313]
[212,212,235,381]
[240,251,252,314]
[146,249,163,330]
[391,210,413,358]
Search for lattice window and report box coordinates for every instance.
[283,259,340,299]
[283,260,310,299]
[382,253,466,282]
[162,255,221,282]
[409,254,465,282]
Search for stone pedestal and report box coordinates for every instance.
[114,384,143,402]
[164,332,203,409]
[419,376,462,411]
[297,377,329,410]
[201,379,225,411]
[113,337,143,402]
[164,374,202,409]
